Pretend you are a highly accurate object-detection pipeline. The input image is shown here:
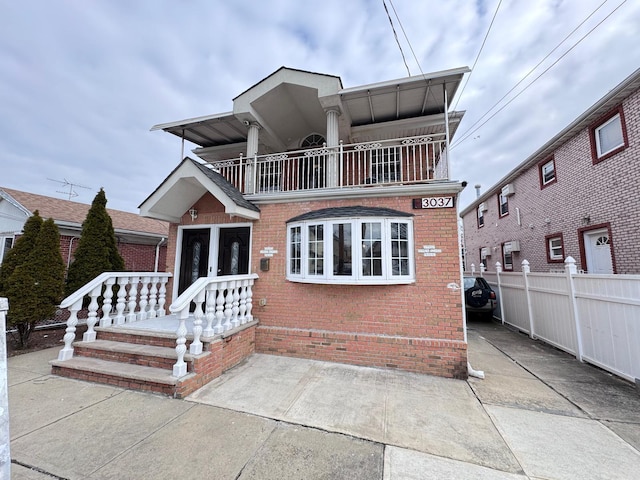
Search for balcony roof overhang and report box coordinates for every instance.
[151,66,469,153]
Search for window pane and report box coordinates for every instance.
[290,227,301,274]
[333,223,352,275]
[390,222,409,276]
[308,224,324,275]
[597,114,623,156]
[543,161,555,184]
[362,222,382,276]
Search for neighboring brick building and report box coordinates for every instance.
[140,66,471,378]
[0,187,169,273]
[461,68,640,274]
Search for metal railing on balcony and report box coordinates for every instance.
[209,134,448,195]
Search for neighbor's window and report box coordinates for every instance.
[590,107,627,163]
[502,243,513,271]
[498,192,509,217]
[477,206,485,228]
[287,217,414,284]
[546,234,564,263]
[1,236,14,264]
[539,157,556,188]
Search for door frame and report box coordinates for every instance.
[577,222,616,274]
[173,223,253,301]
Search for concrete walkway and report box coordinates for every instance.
[6,321,640,479]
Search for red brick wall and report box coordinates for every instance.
[164,190,467,379]
[463,88,640,274]
[59,234,167,274]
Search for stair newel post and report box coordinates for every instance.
[203,284,216,337]
[115,277,128,325]
[214,283,225,334]
[239,280,248,325]
[148,276,158,319]
[158,277,168,316]
[58,298,82,360]
[232,281,240,328]
[173,308,189,377]
[190,289,205,355]
[245,281,254,322]
[223,281,234,331]
[126,276,140,323]
[83,284,102,342]
[139,276,150,321]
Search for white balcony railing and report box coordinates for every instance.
[210,134,448,195]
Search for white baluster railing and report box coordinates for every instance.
[169,274,259,378]
[57,272,172,361]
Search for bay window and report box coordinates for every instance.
[287,212,414,284]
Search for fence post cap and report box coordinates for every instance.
[0,297,7,312]
[495,261,502,272]
[564,256,576,265]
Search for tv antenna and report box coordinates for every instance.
[48,178,91,200]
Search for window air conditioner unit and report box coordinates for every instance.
[478,202,487,212]
[505,240,520,252]
[481,247,491,258]
[501,184,515,197]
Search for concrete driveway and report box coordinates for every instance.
[7,321,640,479]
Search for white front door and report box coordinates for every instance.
[583,229,613,274]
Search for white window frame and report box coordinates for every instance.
[541,159,555,186]
[498,192,509,217]
[477,207,485,228]
[502,243,513,271]
[594,113,624,158]
[548,236,564,261]
[287,217,414,284]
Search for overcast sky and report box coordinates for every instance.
[2,0,639,213]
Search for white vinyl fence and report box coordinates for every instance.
[467,257,640,383]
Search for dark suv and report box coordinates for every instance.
[463,276,497,320]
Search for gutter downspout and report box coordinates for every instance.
[66,236,80,272]
[154,237,166,273]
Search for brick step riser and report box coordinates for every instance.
[96,330,181,349]
[51,365,177,396]
[73,345,188,372]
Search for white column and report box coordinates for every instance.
[325,109,340,187]
[1,298,10,480]
[245,122,260,193]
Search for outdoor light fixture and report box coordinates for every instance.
[189,208,198,221]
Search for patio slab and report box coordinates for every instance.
[188,353,522,473]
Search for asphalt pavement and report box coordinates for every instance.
[6,320,640,479]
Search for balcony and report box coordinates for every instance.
[208,134,449,195]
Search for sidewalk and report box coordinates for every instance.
[7,321,640,479]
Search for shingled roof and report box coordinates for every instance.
[1,187,168,236]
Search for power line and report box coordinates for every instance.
[452,0,610,148]
[387,0,424,77]
[382,0,411,76]
[452,0,627,150]
[452,0,503,112]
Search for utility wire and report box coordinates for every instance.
[452,0,628,149]
[387,0,425,77]
[382,0,411,76]
[452,0,503,112]
[452,0,610,148]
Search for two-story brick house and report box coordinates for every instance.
[461,67,640,274]
[139,66,471,379]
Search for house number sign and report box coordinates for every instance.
[413,196,455,209]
